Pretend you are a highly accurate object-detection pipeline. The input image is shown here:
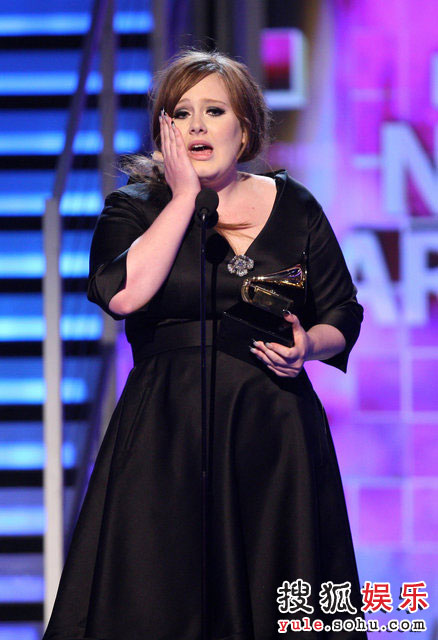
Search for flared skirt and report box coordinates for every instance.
[43,346,367,640]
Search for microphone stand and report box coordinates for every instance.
[200,208,209,640]
[196,189,218,640]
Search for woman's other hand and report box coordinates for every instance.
[160,112,201,199]
[250,312,347,378]
[250,313,312,378]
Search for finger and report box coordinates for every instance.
[250,346,290,369]
[282,313,304,342]
[266,364,290,377]
[158,115,164,153]
[268,360,303,377]
[268,364,296,375]
[167,120,183,167]
[251,345,303,375]
[266,363,301,378]
[165,115,178,154]
[252,340,301,367]
[282,311,300,326]
[173,126,191,161]
[160,115,171,160]
[250,345,301,376]
[172,122,186,150]
[255,344,289,367]
[269,344,302,364]
[254,340,292,360]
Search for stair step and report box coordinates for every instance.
[0,0,92,10]
[0,405,91,421]
[0,487,76,535]
[0,536,42,554]
[0,378,88,404]
[0,33,151,51]
[0,421,87,448]
[0,278,88,293]
[0,231,92,277]
[0,318,103,342]
[0,130,139,155]
[0,292,103,342]
[0,440,76,470]
[0,355,99,373]
[0,68,151,96]
[1,46,151,71]
[0,342,101,356]
[0,318,103,341]
[1,291,96,310]
[0,603,43,622]
[0,10,153,36]
[0,194,102,217]
[0,440,76,469]
[0,107,144,139]
[0,231,92,278]
[0,489,44,535]
[0,356,100,401]
[0,216,97,230]
[0,154,102,171]
[0,422,87,476]
[0,583,43,606]
[0,93,148,110]
[0,168,101,190]
[0,622,42,639]
[0,469,77,487]
[0,554,43,601]
[0,259,91,278]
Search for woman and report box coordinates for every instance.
[43,50,366,639]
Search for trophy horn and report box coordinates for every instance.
[241,260,307,318]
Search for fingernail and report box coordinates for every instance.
[282,309,292,316]
[249,347,257,354]
[171,120,175,128]
[265,342,272,348]
[251,338,258,346]
[160,107,165,116]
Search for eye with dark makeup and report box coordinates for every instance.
[206,107,225,116]
[172,106,226,118]
[172,109,189,119]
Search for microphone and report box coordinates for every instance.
[195,188,219,228]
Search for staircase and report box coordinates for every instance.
[0,1,152,637]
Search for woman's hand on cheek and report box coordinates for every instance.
[250,313,313,378]
[159,113,201,200]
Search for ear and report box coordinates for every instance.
[237,125,248,161]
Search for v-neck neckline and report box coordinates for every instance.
[219,170,286,259]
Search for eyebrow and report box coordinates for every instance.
[175,98,228,106]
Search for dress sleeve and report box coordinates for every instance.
[87,190,149,320]
[305,202,363,373]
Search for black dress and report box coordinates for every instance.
[43,170,367,640]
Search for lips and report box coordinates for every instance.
[188,140,213,159]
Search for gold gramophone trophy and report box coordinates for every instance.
[217,256,307,361]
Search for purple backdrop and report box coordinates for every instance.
[266,1,437,635]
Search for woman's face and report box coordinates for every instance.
[171,73,246,186]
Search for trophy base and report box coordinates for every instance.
[217,303,294,365]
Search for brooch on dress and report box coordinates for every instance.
[227,254,255,277]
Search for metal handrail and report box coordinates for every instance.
[53,0,110,201]
[42,0,114,625]
[65,342,115,553]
